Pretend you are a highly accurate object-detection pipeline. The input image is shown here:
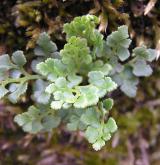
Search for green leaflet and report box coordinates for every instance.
[132,46,157,61]
[0,70,8,81]
[103,98,114,111]
[106,25,131,61]
[147,49,158,62]
[104,117,118,133]
[117,47,130,61]
[92,139,106,151]
[80,108,100,128]
[33,32,60,74]
[85,126,100,143]
[67,109,86,131]
[88,71,117,97]
[90,60,112,75]
[36,58,67,81]
[113,66,139,97]
[34,32,58,56]
[14,106,61,133]
[67,74,82,88]
[0,54,14,70]
[8,82,28,103]
[120,79,138,97]
[32,79,51,104]
[0,86,9,99]
[0,51,27,71]
[10,70,22,79]
[74,85,99,108]
[12,51,27,66]
[46,77,77,107]
[80,108,117,150]
[42,115,61,131]
[60,36,92,72]
[131,46,157,77]
[51,100,63,110]
[133,59,152,77]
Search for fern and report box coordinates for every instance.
[0,15,157,151]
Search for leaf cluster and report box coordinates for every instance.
[0,15,157,151]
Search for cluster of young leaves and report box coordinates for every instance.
[63,15,104,58]
[0,15,157,151]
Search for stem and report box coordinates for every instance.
[20,67,30,76]
[0,75,42,86]
[128,56,137,65]
[97,103,106,124]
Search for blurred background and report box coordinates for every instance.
[0,0,160,164]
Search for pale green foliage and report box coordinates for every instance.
[103,98,114,111]
[105,26,157,97]
[8,82,28,103]
[63,15,104,58]
[32,79,51,104]
[132,46,157,62]
[66,109,86,131]
[0,54,15,70]
[36,58,67,81]
[106,25,131,61]
[88,71,117,98]
[131,46,157,77]
[46,77,79,108]
[74,85,99,108]
[133,60,152,76]
[0,15,157,151]
[45,74,115,110]
[0,52,29,103]
[113,66,139,97]
[14,106,61,133]
[67,108,117,150]
[0,86,9,99]
[81,108,117,151]
[60,36,92,72]
[43,70,116,110]
[64,15,99,40]
[12,51,27,66]
[90,60,112,75]
[32,32,60,73]
[34,32,58,57]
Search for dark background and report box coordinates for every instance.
[0,0,160,164]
